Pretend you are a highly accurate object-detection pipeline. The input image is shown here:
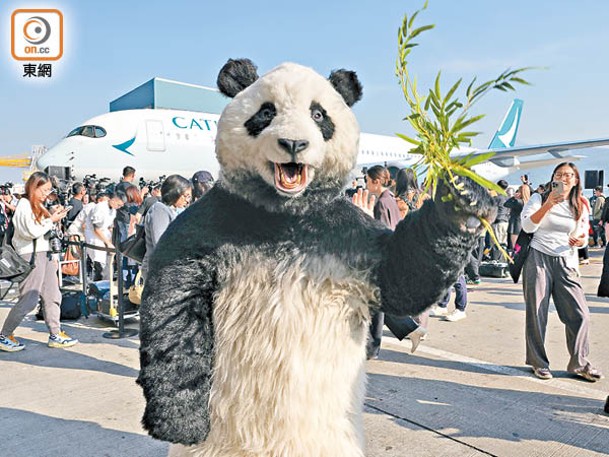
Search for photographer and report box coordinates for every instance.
[66,182,86,224]
[0,185,15,243]
[0,172,77,352]
[136,183,161,223]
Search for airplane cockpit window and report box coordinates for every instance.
[67,127,83,137]
[66,125,106,138]
[94,126,107,138]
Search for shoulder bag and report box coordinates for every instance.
[119,224,146,263]
[61,236,81,276]
[128,269,145,305]
[0,227,36,283]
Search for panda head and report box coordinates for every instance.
[215,58,363,214]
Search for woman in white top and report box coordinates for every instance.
[86,191,124,280]
[521,162,602,381]
[0,172,77,352]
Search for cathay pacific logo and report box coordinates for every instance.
[113,136,136,156]
[489,99,523,150]
[497,112,519,147]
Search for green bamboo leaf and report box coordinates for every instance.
[510,77,531,85]
[424,95,431,110]
[466,77,477,98]
[409,24,435,39]
[444,78,462,104]
[459,151,496,167]
[407,11,417,28]
[430,103,442,119]
[427,89,440,109]
[446,100,463,111]
[454,114,485,131]
[456,131,481,139]
[453,166,503,193]
[452,113,485,134]
[396,133,421,145]
[434,71,442,99]
[472,81,493,98]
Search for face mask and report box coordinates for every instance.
[175,207,186,215]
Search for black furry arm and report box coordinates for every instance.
[377,179,496,317]
[137,256,217,445]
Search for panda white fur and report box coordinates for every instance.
[138,59,496,457]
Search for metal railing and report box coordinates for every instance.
[63,237,138,339]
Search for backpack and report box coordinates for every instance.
[60,290,84,320]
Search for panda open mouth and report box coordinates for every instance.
[274,162,308,194]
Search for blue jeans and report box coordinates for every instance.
[438,275,467,311]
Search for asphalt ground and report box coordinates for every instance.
[1,249,608,457]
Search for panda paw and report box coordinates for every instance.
[436,176,497,233]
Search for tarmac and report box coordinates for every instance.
[1,250,608,457]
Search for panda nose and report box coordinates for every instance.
[278,138,309,158]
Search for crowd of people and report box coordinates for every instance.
[350,162,605,383]
[0,162,605,386]
[0,166,213,352]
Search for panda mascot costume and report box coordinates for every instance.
[138,58,495,456]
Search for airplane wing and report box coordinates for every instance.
[506,155,585,171]
[458,137,609,168]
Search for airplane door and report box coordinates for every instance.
[146,120,165,151]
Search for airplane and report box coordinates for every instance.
[36,98,609,184]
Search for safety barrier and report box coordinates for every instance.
[63,237,138,339]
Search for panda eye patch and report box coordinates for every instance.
[310,102,335,141]
[245,102,277,137]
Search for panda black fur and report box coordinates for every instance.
[138,59,496,457]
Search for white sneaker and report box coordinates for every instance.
[443,309,467,322]
[48,331,78,349]
[408,326,427,354]
[429,305,448,317]
[0,334,25,352]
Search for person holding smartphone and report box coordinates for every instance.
[520,163,602,381]
[0,172,78,352]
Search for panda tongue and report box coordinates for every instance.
[275,163,307,193]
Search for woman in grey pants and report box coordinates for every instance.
[521,162,602,382]
[0,172,77,352]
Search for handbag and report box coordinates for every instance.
[508,230,534,284]
[0,233,36,283]
[128,270,144,305]
[119,224,146,263]
[61,237,81,276]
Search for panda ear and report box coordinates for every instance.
[217,58,259,98]
[328,69,363,107]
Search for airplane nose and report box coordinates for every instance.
[36,152,52,170]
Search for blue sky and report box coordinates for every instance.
[1,0,608,184]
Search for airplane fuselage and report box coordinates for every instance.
[37,108,513,183]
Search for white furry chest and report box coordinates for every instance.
[202,252,377,456]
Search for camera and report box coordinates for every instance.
[46,228,64,254]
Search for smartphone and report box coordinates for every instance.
[64,205,73,212]
[551,181,564,195]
